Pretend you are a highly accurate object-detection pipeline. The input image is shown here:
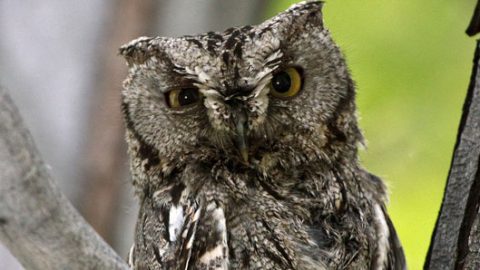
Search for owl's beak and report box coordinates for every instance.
[234,112,249,164]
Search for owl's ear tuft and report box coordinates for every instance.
[289,0,324,28]
[119,36,160,66]
[259,1,324,42]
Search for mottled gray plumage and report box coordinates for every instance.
[120,1,406,269]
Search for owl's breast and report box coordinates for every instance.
[131,157,381,270]
[199,169,342,268]
[221,195,328,269]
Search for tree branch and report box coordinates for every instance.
[467,0,480,36]
[425,1,480,268]
[0,87,129,269]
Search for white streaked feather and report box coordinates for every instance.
[198,206,228,269]
[251,74,272,99]
[212,207,227,235]
[183,206,202,270]
[264,49,283,65]
[199,245,224,264]
[374,203,390,269]
[195,66,212,84]
[168,205,184,242]
[127,245,134,267]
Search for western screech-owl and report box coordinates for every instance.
[119,1,406,269]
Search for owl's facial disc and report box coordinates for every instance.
[201,89,252,164]
[199,66,304,164]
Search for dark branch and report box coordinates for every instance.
[425,7,480,268]
[467,0,480,36]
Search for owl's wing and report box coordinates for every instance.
[365,173,407,270]
[171,199,229,270]
[131,191,229,270]
[174,199,202,270]
[128,187,201,270]
[382,206,407,270]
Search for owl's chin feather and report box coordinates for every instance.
[233,110,249,164]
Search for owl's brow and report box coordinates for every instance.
[264,49,284,70]
[172,64,221,91]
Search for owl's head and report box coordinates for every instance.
[120,1,362,182]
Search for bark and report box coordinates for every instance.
[425,1,480,269]
[0,87,129,270]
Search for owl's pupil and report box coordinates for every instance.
[178,88,199,106]
[272,72,291,93]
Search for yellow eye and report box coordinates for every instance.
[270,67,303,98]
[165,87,200,108]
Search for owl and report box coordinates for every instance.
[119,1,405,269]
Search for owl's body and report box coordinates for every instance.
[120,1,405,269]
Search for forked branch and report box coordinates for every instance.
[0,87,129,270]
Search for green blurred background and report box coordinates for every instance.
[268,1,475,269]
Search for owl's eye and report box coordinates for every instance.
[270,67,303,98]
[165,87,200,108]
